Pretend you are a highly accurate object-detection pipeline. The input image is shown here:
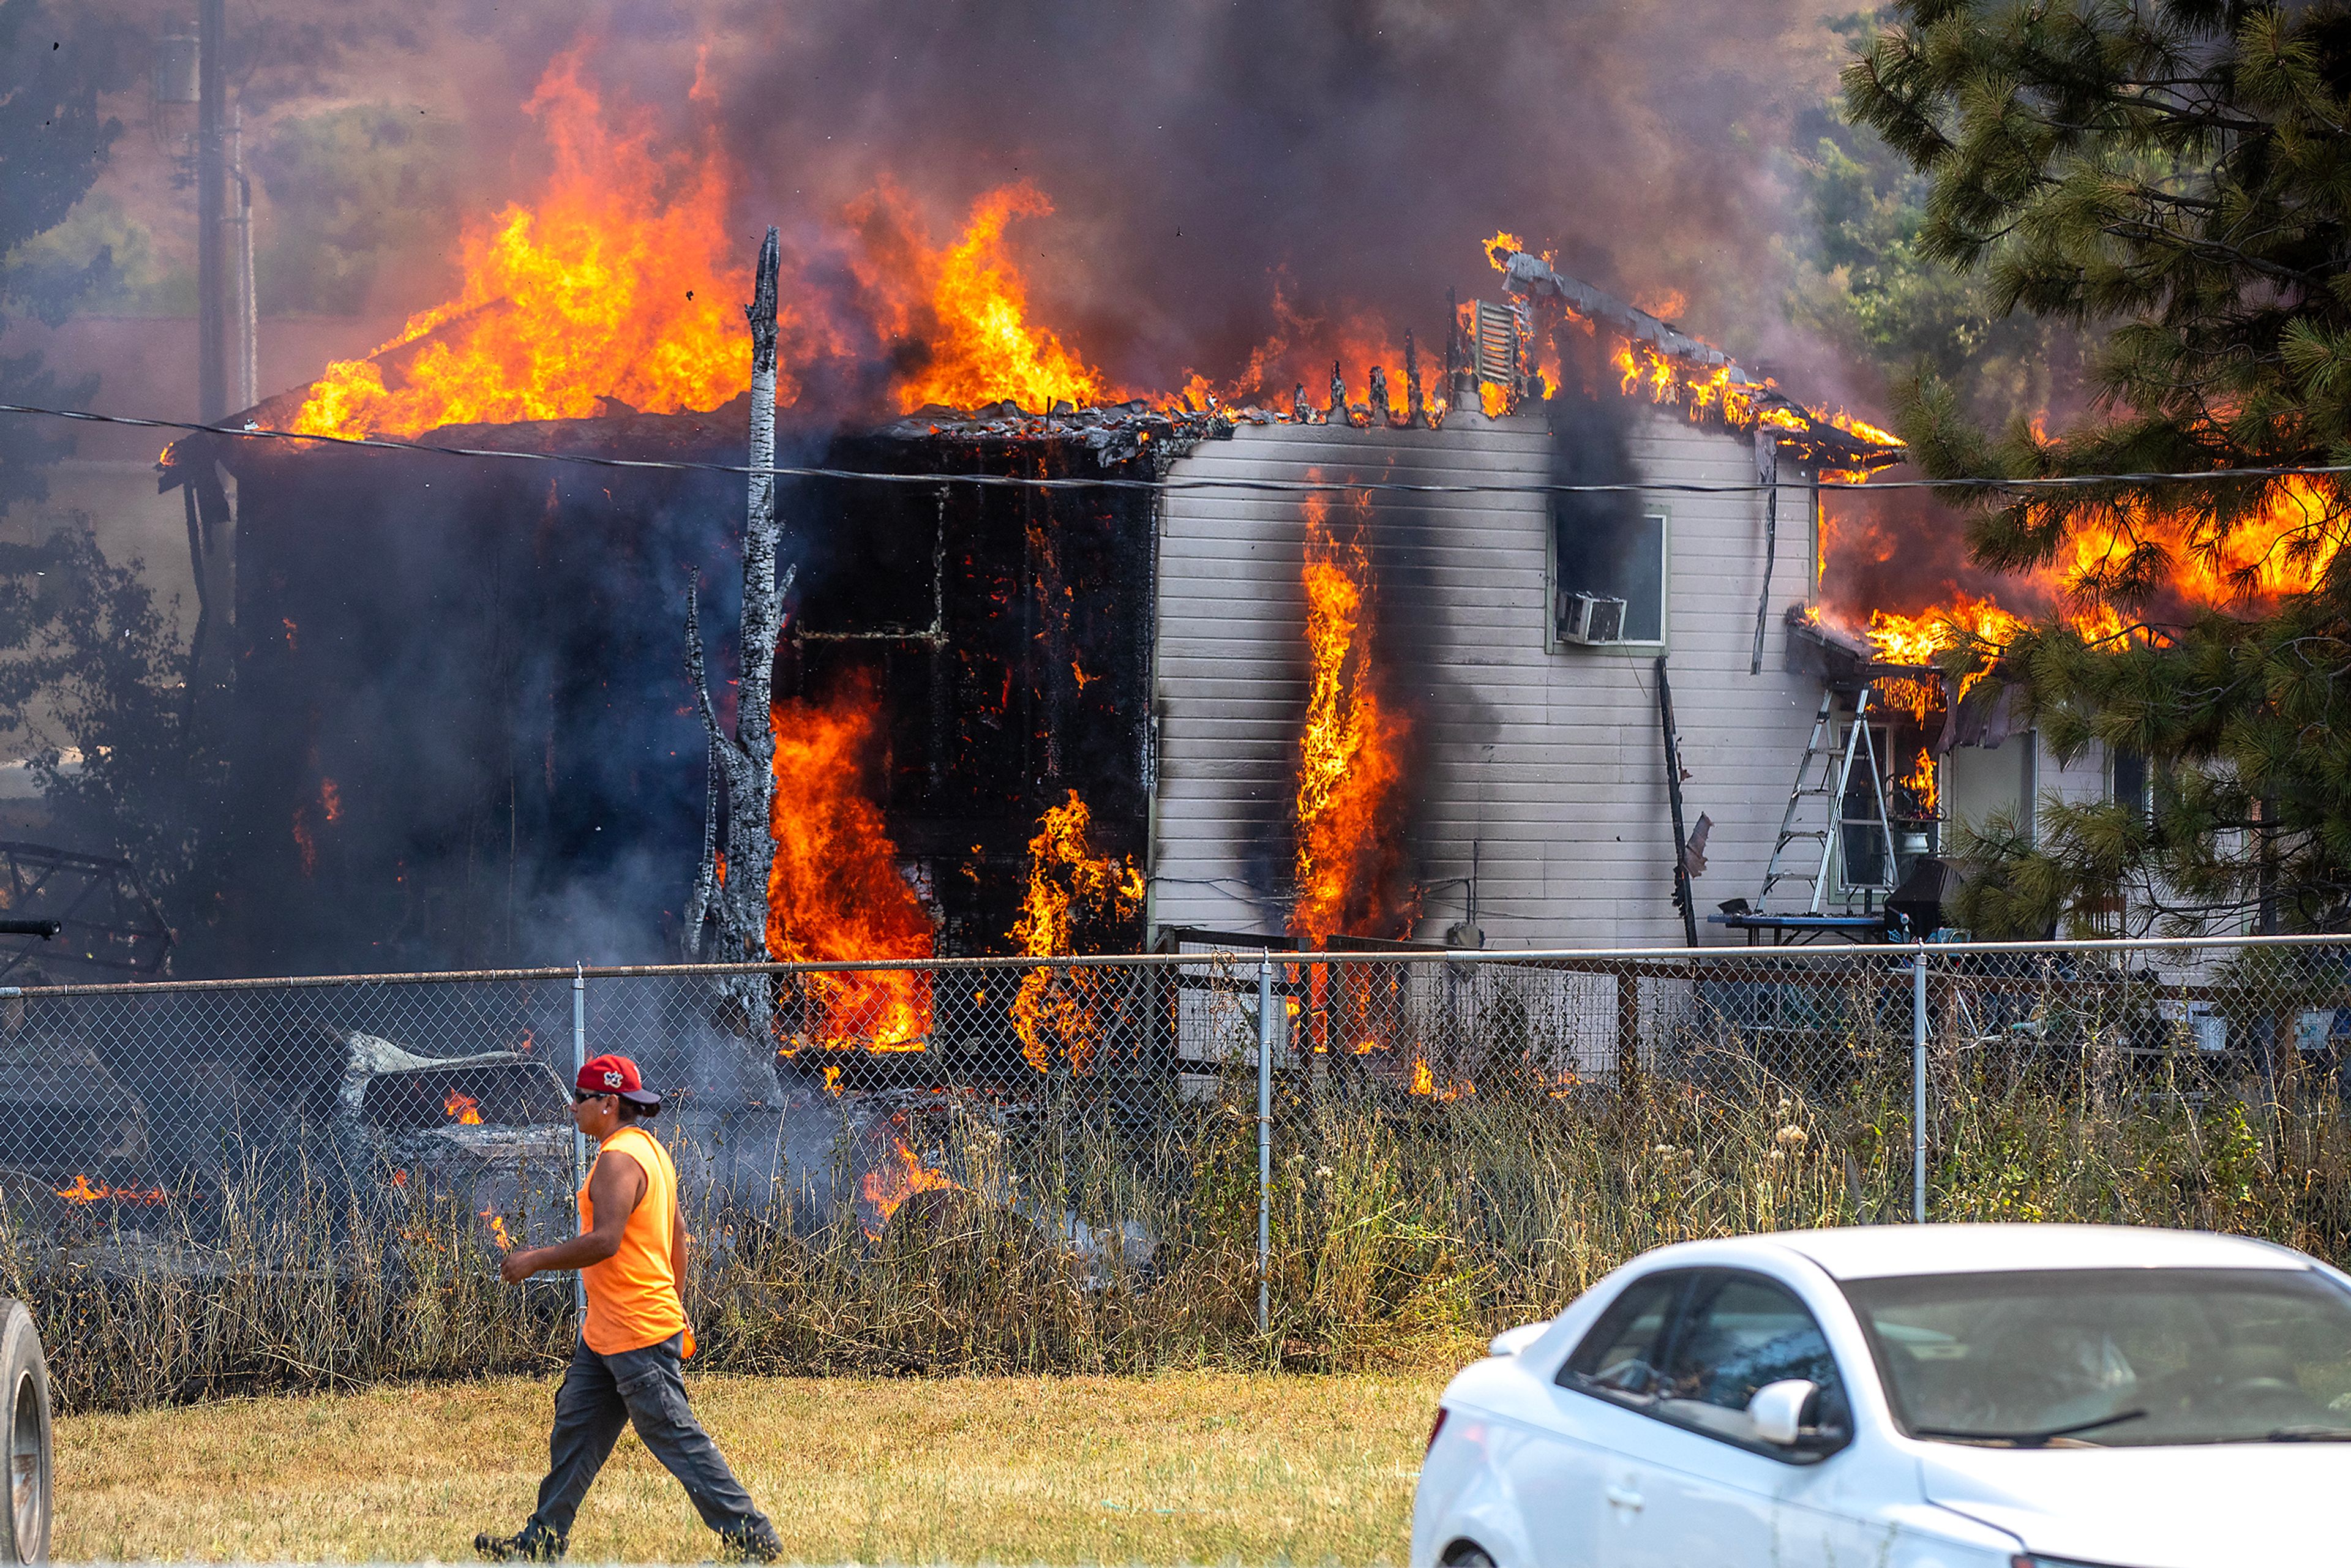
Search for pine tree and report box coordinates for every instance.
[1847,0,2351,934]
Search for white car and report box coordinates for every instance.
[1411,1225,2351,1568]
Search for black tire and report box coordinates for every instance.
[1441,1544,1497,1568]
[0,1300,50,1565]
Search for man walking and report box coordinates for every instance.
[475,1054,780,1562]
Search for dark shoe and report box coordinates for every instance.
[475,1526,566,1562]
[718,1526,782,1562]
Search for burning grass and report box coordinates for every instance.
[54,1370,1438,1564]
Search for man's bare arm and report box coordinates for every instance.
[672,1209,690,1310]
[502,1149,645,1285]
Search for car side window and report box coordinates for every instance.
[1560,1270,1690,1400]
[1652,1270,1851,1454]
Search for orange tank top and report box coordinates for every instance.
[578,1124,689,1354]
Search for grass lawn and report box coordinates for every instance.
[56,1369,1451,1562]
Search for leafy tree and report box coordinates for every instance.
[0,526,220,929]
[1846,0,2351,935]
[0,0,121,517]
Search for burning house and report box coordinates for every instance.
[108,44,2161,986]
[157,234,2117,980]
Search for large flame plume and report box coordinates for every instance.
[767,681,934,1053]
[1008,790,1144,1073]
[272,57,1127,441]
[287,50,752,438]
[1826,474,2346,667]
[849,182,1123,415]
[1291,489,1414,945]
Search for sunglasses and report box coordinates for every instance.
[572,1090,614,1105]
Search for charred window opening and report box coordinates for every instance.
[1558,505,1667,646]
[1545,391,1659,648]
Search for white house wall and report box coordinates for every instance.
[1150,405,1832,948]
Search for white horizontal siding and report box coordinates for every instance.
[1150,407,1831,948]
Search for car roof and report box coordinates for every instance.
[1760,1224,2309,1281]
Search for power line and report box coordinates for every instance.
[7,399,2351,499]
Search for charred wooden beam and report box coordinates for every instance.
[1750,432,1779,676]
[1403,331,1425,428]
[684,228,794,1082]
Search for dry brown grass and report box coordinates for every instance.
[56,1369,1452,1563]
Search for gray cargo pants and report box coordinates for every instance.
[524,1331,774,1545]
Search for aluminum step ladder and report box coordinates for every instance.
[1757,686,1899,915]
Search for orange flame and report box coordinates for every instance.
[1408,1059,1474,1101]
[1828,472,2346,667]
[53,1176,167,1206]
[480,1210,517,1251]
[1292,489,1413,945]
[269,56,1126,440]
[444,1090,484,1125]
[283,48,752,438]
[860,1138,955,1227]
[1008,790,1144,1073]
[1899,748,1938,817]
[768,681,934,1052]
[851,181,1122,414]
[320,778,342,823]
[1179,283,1420,417]
[292,809,317,876]
[1856,593,2029,667]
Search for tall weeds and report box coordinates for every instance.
[11,1043,2350,1413]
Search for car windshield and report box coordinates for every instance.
[1842,1267,2351,1447]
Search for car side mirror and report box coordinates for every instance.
[1747,1379,1818,1446]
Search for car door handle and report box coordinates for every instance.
[1604,1483,1644,1512]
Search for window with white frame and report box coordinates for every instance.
[1555,501,1667,647]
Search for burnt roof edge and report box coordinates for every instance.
[1498,250,1906,472]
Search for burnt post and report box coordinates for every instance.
[1750,432,1779,676]
[196,0,227,421]
[685,228,793,1087]
[1403,331,1425,428]
[1656,655,1700,948]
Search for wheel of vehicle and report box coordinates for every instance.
[0,1300,50,1564]
[1439,1543,1496,1568]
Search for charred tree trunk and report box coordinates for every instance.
[684,227,792,1095]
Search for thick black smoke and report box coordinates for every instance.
[293,0,1850,399]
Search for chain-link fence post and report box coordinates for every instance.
[1256,949,1273,1337]
[572,963,588,1317]
[1911,944,1929,1224]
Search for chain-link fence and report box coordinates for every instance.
[9,934,2351,1408]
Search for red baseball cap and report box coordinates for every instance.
[575,1053,661,1109]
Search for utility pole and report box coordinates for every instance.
[194,0,253,421]
[196,0,227,422]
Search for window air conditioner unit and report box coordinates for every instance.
[1558,592,1627,645]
